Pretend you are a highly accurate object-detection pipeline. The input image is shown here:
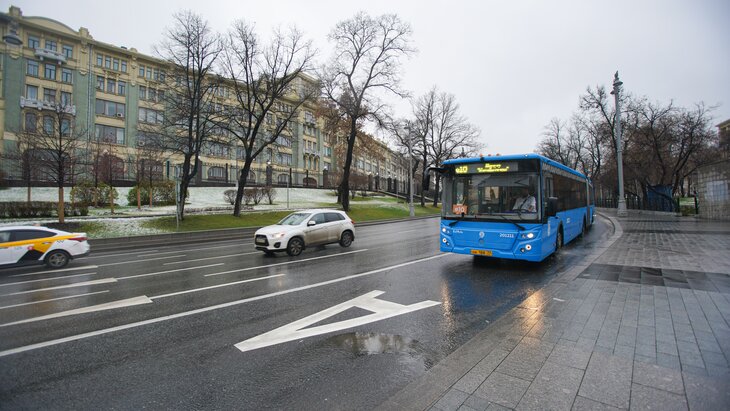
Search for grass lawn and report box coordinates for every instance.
[141,202,440,233]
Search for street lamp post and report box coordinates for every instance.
[611,71,627,217]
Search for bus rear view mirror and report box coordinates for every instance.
[547,197,558,217]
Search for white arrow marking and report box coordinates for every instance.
[235,290,441,353]
[0,295,153,327]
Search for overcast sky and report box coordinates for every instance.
[10,0,730,154]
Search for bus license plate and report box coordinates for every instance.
[471,250,493,256]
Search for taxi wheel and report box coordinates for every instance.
[286,237,304,256]
[339,231,354,247]
[45,250,70,269]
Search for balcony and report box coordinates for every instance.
[303,147,320,157]
[20,97,77,116]
[34,48,67,65]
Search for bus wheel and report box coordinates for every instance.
[580,219,587,238]
[556,228,563,251]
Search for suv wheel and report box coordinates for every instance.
[46,250,70,269]
[286,237,304,256]
[339,231,354,247]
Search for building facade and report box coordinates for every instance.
[0,6,409,192]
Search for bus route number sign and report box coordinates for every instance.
[452,204,468,215]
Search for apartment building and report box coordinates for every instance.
[0,6,409,191]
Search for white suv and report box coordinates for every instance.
[254,209,355,256]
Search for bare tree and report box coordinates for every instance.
[152,10,222,221]
[321,12,415,211]
[425,90,481,206]
[3,132,35,203]
[219,21,317,216]
[133,136,168,209]
[17,103,85,223]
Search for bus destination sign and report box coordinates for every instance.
[455,162,518,174]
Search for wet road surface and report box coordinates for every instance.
[0,216,612,410]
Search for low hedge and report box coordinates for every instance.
[0,201,88,218]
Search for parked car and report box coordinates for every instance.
[254,209,355,256]
[0,226,90,269]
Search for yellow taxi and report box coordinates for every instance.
[0,226,90,269]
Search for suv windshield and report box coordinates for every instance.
[278,213,312,226]
[443,172,540,221]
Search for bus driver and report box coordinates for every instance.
[512,189,537,212]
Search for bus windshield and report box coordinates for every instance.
[442,172,540,221]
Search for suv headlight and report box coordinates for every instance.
[272,232,287,239]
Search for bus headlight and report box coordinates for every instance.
[441,227,452,235]
[520,232,535,239]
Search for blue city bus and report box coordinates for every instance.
[433,154,595,262]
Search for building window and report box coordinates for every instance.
[61,118,71,136]
[61,68,72,83]
[26,85,38,100]
[25,112,37,132]
[26,59,39,77]
[96,54,103,66]
[96,75,104,91]
[139,86,146,100]
[95,124,125,145]
[61,91,72,106]
[138,65,145,77]
[113,58,119,71]
[138,107,164,124]
[277,152,292,165]
[43,116,54,134]
[148,89,157,102]
[95,99,126,118]
[43,88,56,103]
[106,78,116,94]
[62,44,73,59]
[44,40,57,51]
[28,35,39,49]
[118,81,126,96]
[44,64,56,80]
[121,60,127,72]
[104,56,111,68]
[276,135,291,147]
[146,67,152,79]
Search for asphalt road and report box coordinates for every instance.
[0,216,612,410]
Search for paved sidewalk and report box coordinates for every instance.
[380,210,730,410]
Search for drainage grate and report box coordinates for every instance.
[578,263,730,293]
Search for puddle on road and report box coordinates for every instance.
[326,332,421,356]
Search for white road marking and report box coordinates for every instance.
[163,252,259,265]
[0,253,449,357]
[204,249,368,277]
[0,291,110,310]
[553,298,565,302]
[99,255,186,266]
[0,272,97,288]
[151,274,286,299]
[136,250,193,257]
[86,250,159,259]
[0,296,153,327]
[115,263,225,280]
[9,265,99,278]
[0,278,118,297]
[235,290,440,352]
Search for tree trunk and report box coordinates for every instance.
[432,175,440,207]
[137,185,141,210]
[339,120,358,212]
[233,161,252,217]
[57,186,65,224]
[110,185,115,214]
[26,185,31,204]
